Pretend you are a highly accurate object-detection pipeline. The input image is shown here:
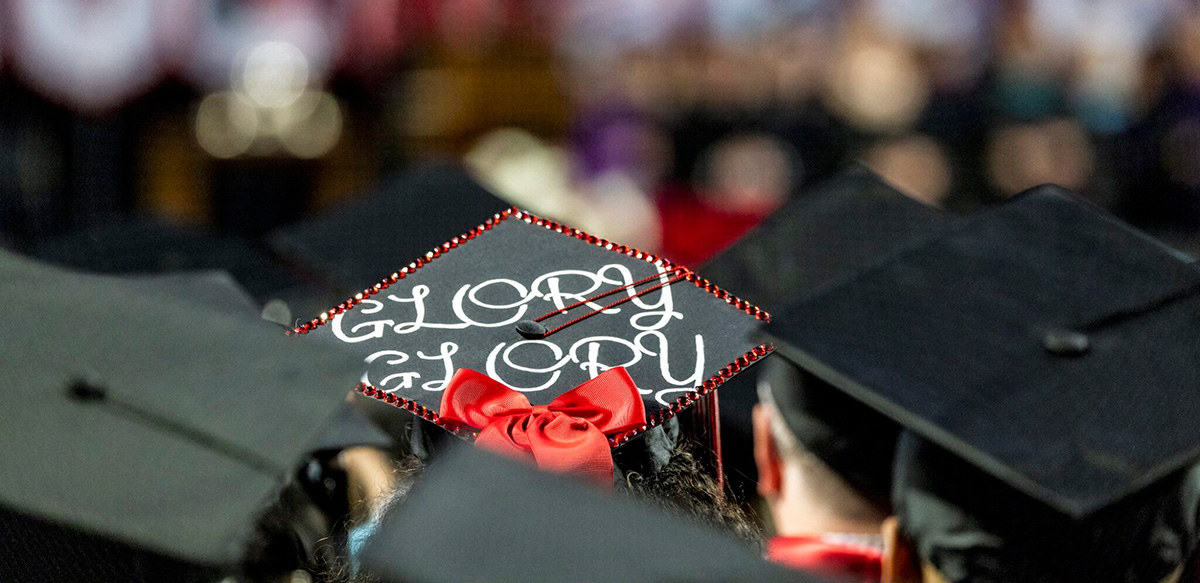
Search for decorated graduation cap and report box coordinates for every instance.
[763,185,1200,579]
[292,208,770,484]
[270,162,511,291]
[700,165,955,496]
[359,446,827,583]
[0,251,365,578]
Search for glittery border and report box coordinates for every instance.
[289,206,774,448]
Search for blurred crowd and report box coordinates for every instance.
[3,0,1200,262]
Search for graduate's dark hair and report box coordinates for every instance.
[620,440,761,544]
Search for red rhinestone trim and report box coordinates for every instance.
[353,382,455,431]
[287,206,768,336]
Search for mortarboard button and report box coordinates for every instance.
[1042,329,1090,356]
[66,377,107,402]
[515,319,548,339]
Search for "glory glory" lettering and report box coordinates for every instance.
[334,264,705,406]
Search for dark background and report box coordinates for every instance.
[3,0,1200,267]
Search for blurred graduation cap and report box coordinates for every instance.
[763,185,1200,562]
[270,162,511,292]
[359,446,826,583]
[294,207,769,483]
[33,218,305,302]
[701,165,954,309]
[0,251,369,579]
[123,270,259,315]
[699,166,956,496]
[20,253,387,451]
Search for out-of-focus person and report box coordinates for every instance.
[657,133,794,266]
[754,360,898,582]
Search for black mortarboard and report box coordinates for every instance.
[0,251,364,575]
[700,166,955,496]
[123,270,259,315]
[359,446,825,583]
[270,162,511,292]
[16,254,390,453]
[764,184,1200,519]
[701,165,954,309]
[32,218,304,301]
[292,207,769,479]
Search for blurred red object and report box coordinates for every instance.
[656,183,772,268]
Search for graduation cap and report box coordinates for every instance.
[700,165,954,309]
[0,251,366,577]
[18,253,389,451]
[270,162,511,292]
[33,218,305,302]
[359,445,826,583]
[122,270,259,315]
[292,207,770,484]
[699,166,955,496]
[763,185,1200,575]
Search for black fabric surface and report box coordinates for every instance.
[0,251,363,564]
[360,446,825,583]
[765,185,1200,517]
[699,166,954,496]
[700,165,954,310]
[302,213,767,422]
[0,506,219,583]
[33,218,302,301]
[123,270,259,314]
[270,162,510,293]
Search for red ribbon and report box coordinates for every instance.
[438,367,646,485]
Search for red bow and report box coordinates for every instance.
[438,367,646,485]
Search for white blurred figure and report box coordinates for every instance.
[465,128,581,222]
[824,35,929,133]
[193,38,343,160]
[183,0,339,93]
[553,0,702,68]
[464,128,662,252]
[9,0,165,112]
[867,0,992,90]
[705,0,836,44]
